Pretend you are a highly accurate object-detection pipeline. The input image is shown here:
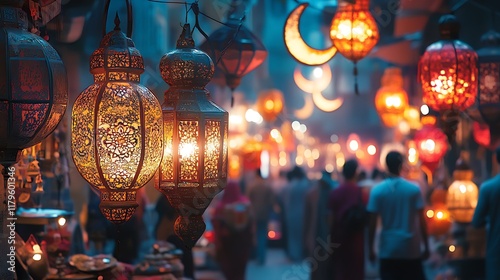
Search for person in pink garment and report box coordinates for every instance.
[329,159,368,280]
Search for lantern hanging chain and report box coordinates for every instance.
[102,0,133,37]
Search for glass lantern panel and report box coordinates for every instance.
[178,120,200,186]
[479,62,500,104]
[161,113,175,184]
[204,120,221,180]
[97,83,141,190]
[222,123,228,178]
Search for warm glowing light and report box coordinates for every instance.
[299,124,307,133]
[420,104,430,115]
[33,244,42,253]
[420,139,436,152]
[179,143,196,158]
[375,68,409,127]
[313,67,323,79]
[355,150,365,159]
[329,0,379,62]
[325,164,334,173]
[449,245,456,253]
[436,211,444,219]
[245,109,264,124]
[292,121,301,131]
[57,217,66,227]
[279,157,287,166]
[296,156,304,165]
[408,147,418,165]
[426,210,435,218]
[447,163,479,223]
[336,155,345,168]
[312,149,320,160]
[265,100,275,111]
[304,149,312,158]
[270,129,281,140]
[268,230,277,239]
[459,184,467,194]
[367,145,377,156]
[33,254,42,261]
[307,159,315,168]
[349,140,359,152]
[398,121,411,135]
[332,143,341,152]
[229,115,244,126]
[257,89,284,122]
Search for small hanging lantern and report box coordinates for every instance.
[375,68,409,127]
[330,0,379,94]
[200,0,267,92]
[418,15,478,143]
[414,125,448,173]
[477,29,500,148]
[472,121,492,150]
[425,203,452,236]
[447,159,478,223]
[256,89,284,123]
[156,24,229,248]
[0,2,68,165]
[71,6,163,224]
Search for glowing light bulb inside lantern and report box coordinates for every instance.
[449,245,456,252]
[270,129,281,139]
[349,139,359,152]
[426,209,435,218]
[312,67,323,79]
[459,184,467,194]
[179,143,197,159]
[408,147,418,165]
[265,100,275,111]
[436,211,444,219]
[32,244,42,261]
[385,96,402,109]
[421,139,436,152]
[367,145,376,156]
[420,105,430,115]
[58,217,66,227]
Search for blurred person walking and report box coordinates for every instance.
[283,166,310,262]
[305,170,337,280]
[329,159,367,280]
[472,147,500,280]
[247,169,275,265]
[212,181,253,280]
[367,151,429,280]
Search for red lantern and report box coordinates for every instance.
[472,121,491,149]
[425,203,452,236]
[414,125,448,172]
[200,1,267,91]
[477,30,500,148]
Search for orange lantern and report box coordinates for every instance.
[425,203,452,236]
[414,125,448,172]
[447,159,478,223]
[430,188,448,205]
[256,89,284,122]
[404,106,423,130]
[472,121,492,149]
[375,68,409,127]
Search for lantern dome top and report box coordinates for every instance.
[453,158,473,180]
[438,14,460,40]
[89,14,144,80]
[159,24,214,88]
[480,29,500,47]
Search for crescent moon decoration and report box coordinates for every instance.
[284,3,337,66]
[293,64,332,93]
[312,90,344,112]
[294,93,315,119]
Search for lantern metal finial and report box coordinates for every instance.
[438,14,460,40]
[114,12,121,31]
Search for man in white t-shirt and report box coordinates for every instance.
[367,151,429,280]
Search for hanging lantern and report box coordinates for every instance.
[418,15,477,142]
[375,68,409,127]
[477,30,500,148]
[0,2,68,165]
[200,0,267,91]
[414,125,448,172]
[330,0,379,94]
[447,159,478,223]
[71,11,163,224]
[472,121,491,149]
[256,89,284,122]
[156,24,228,248]
[425,203,452,236]
[403,106,423,130]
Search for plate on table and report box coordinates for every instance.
[45,273,97,280]
[69,254,117,273]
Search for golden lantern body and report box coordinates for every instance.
[447,163,478,223]
[375,68,409,127]
[425,203,452,236]
[156,24,228,248]
[256,89,284,122]
[330,0,379,62]
[71,21,163,224]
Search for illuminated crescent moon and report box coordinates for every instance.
[284,3,337,66]
[294,93,315,119]
[312,90,344,112]
[294,64,332,93]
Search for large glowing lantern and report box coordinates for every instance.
[200,1,267,91]
[156,24,228,248]
[375,68,409,127]
[447,159,478,223]
[425,203,452,236]
[256,89,284,122]
[0,3,68,165]
[414,125,448,172]
[418,15,477,142]
[330,0,378,94]
[477,30,500,148]
[71,16,163,224]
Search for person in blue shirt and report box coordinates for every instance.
[472,146,500,280]
[367,151,429,280]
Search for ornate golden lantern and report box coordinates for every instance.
[375,68,409,127]
[71,13,163,224]
[156,24,228,248]
[447,159,478,223]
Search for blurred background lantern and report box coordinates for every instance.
[200,0,267,92]
[0,2,68,165]
[330,0,379,94]
[477,29,500,149]
[447,158,479,223]
[414,125,448,173]
[375,68,409,127]
[404,106,423,130]
[71,10,163,224]
[156,24,228,248]
[418,15,477,142]
[425,203,452,236]
[241,139,263,171]
[256,89,284,122]
[472,121,492,150]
